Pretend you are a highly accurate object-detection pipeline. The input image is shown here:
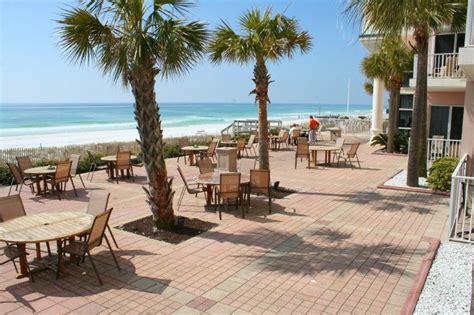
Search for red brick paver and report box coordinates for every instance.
[0,138,449,314]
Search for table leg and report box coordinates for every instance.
[206,185,213,205]
[189,153,195,166]
[17,244,29,277]
[35,243,42,260]
[35,176,42,195]
[56,240,65,275]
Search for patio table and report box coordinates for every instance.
[220,140,237,147]
[0,212,94,278]
[196,171,250,205]
[181,146,208,166]
[101,155,137,179]
[24,166,56,195]
[309,144,340,166]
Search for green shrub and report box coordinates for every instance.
[370,132,408,154]
[0,164,12,186]
[427,157,458,191]
[370,133,388,149]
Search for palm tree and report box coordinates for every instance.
[362,37,413,153]
[208,8,312,170]
[57,0,208,228]
[346,0,466,186]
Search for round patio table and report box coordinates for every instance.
[181,146,208,166]
[309,144,340,166]
[0,212,94,277]
[24,166,56,195]
[101,155,137,179]
[196,171,250,205]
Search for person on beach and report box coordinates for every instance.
[308,116,319,145]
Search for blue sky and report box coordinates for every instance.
[0,0,372,105]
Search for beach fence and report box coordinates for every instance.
[318,118,371,134]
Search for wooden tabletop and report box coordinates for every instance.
[24,166,56,175]
[309,145,340,152]
[0,212,94,243]
[182,146,208,151]
[101,155,138,162]
[197,171,250,186]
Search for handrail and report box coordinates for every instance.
[427,53,464,79]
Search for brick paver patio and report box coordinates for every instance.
[0,139,449,314]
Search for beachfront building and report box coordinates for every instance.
[359,5,474,164]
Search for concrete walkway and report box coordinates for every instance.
[0,142,449,314]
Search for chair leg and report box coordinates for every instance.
[106,225,119,248]
[18,183,24,194]
[78,174,86,188]
[177,187,185,211]
[86,251,104,285]
[89,165,96,182]
[46,242,51,256]
[8,178,14,196]
[70,177,78,197]
[56,248,62,280]
[130,166,135,182]
[104,235,121,271]
[268,188,272,214]
[356,154,361,168]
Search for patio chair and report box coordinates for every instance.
[176,165,206,211]
[69,154,86,188]
[85,191,119,248]
[216,173,242,220]
[244,134,257,157]
[46,161,77,200]
[115,151,134,183]
[236,139,246,158]
[336,143,361,169]
[221,134,231,142]
[238,158,257,174]
[177,138,190,164]
[198,158,214,174]
[291,128,301,145]
[1,243,33,282]
[56,208,120,285]
[86,150,108,182]
[106,144,120,156]
[16,156,33,178]
[295,137,310,169]
[6,162,36,196]
[332,138,346,164]
[275,131,289,150]
[201,140,218,161]
[316,125,324,141]
[247,169,272,216]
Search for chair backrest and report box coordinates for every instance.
[335,137,345,149]
[69,154,81,176]
[247,134,255,146]
[250,169,270,194]
[0,195,26,222]
[207,141,218,156]
[278,129,285,138]
[116,151,131,168]
[7,162,23,184]
[291,128,301,139]
[296,138,309,156]
[239,158,256,174]
[347,143,360,157]
[16,156,33,176]
[179,138,190,148]
[281,131,289,142]
[198,158,214,174]
[222,134,231,142]
[177,165,194,193]
[87,208,113,249]
[55,161,72,183]
[219,173,241,199]
[86,191,111,216]
[106,144,120,156]
[236,138,246,150]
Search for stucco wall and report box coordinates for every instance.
[428,92,466,106]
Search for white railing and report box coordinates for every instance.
[467,0,473,46]
[221,120,283,136]
[448,154,474,243]
[427,138,462,167]
[318,118,371,135]
[427,53,464,79]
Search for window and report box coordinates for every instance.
[429,105,464,140]
[434,33,466,54]
[398,94,414,130]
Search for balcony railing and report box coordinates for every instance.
[448,154,474,243]
[427,53,465,79]
[427,137,462,168]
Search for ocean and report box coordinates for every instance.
[0,103,372,148]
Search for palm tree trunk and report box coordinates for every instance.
[407,27,428,187]
[129,67,175,229]
[253,59,271,170]
[387,81,401,153]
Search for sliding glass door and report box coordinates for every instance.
[429,105,464,140]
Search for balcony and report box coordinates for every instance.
[411,53,466,91]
